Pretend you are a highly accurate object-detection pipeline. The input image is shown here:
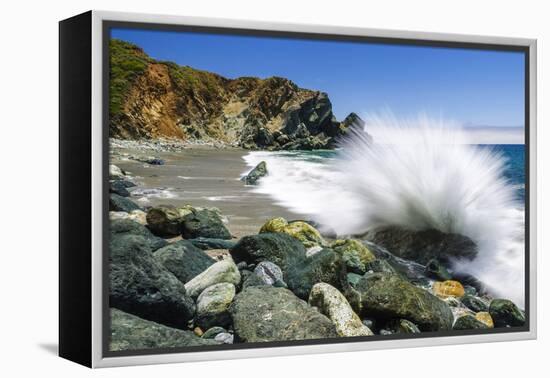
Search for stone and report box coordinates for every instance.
[365,226,478,266]
[242,161,268,185]
[214,333,234,344]
[386,319,421,334]
[202,327,227,339]
[188,237,237,250]
[354,272,454,331]
[109,164,125,180]
[453,315,489,330]
[230,286,338,342]
[489,299,525,328]
[109,193,141,213]
[425,259,452,281]
[109,210,147,225]
[109,309,219,351]
[146,205,185,237]
[244,261,287,288]
[109,234,196,329]
[181,208,232,240]
[260,217,325,248]
[153,240,215,283]
[309,283,373,337]
[475,312,494,328]
[184,259,241,298]
[109,180,131,197]
[364,259,397,274]
[196,283,236,329]
[461,295,489,312]
[331,239,376,274]
[433,280,465,298]
[110,218,167,251]
[346,273,363,288]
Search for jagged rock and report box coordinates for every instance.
[489,299,525,328]
[364,226,478,266]
[353,272,454,331]
[184,259,241,298]
[110,308,220,351]
[109,193,141,213]
[196,283,236,329]
[110,234,196,329]
[453,315,489,330]
[230,286,338,342]
[181,208,232,240]
[309,283,373,337]
[110,218,167,251]
[187,237,238,250]
[331,239,376,274]
[153,240,215,283]
[461,295,489,312]
[242,161,268,185]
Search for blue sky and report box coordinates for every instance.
[111,28,525,129]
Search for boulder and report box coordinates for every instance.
[146,205,187,237]
[364,226,478,266]
[489,299,525,328]
[453,315,489,330]
[286,248,347,299]
[229,232,307,273]
[109,180,131,197]
[309,283,373,337]
[461,295,489,313]
[109,164,125,180]
[385,319,421,334]
[230,286,338,342]
[424,259,452,281]
[354,272,454,331]
[331,239,376,274]
[109,308,219,351]
[184,259,241,298]
[243,261,287,289]
[153,240,215,283]
[432,280,465,298]
[475,312,494,328]
[181,208,232,240]
[188,237,238,250]
[242,161,268,185]
[260,217,325,247]
[110,234,196,329]
[110,218,167,251]
[196,283,236,329]
[109,193,141,213]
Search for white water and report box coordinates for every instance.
[243,114,525,306]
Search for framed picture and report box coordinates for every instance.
[59,10,537,368]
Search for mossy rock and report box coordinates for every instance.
[260,217,325,248]
[489,299,525,328]
[331,239,376,274]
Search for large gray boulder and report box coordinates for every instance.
[181,208,232,240]
[109,193,141,213]
[146,205,187,237]
[110,234,196,329]
[153,240,215,283]
[230,286,338,342]
[353,272,454,331]
[110,309,220,351]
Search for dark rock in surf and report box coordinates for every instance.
[353,272,454,331]
[364,227,478,266]
[242,161,268,185]
[109,193,141,213]
[489,299,525,328]
[110,308,219,351]
[110,234,196,329]
[110,218,167,251]
[230,286,338,342]
[153,240,215,283]
[181,208,232,240]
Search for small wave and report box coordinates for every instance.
[204,195,241,202]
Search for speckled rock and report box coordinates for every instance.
[153,240,215,283]
[260,217,325,247]
[196,283,236,329]
[331,239,376,274]
[184,259,241,298]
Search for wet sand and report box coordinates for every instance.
[111,146,301,238]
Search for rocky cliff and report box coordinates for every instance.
[109,39,363,150]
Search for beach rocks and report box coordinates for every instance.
[196,283,236,329]
[461,295,489,312]
[146,205,187,237]
[432,280,465,298]
[453,314,489,330]
[110,309,219,351]
[230,286,338,342]
[230,232,306,273]
[260,217,325,247]
[181,208,232,239]
[188,237,238,250]
[110,218,167,251]
[243,261,287,289]
[153,240,215,283]
[489,299,525,328]
[184,259,241,298]
[109,193,141,213]
[242,161,267,185]
[109,209,147,225]
[354,272,454,331]
[331,239,376,274]
[309,283,373,337]
[364,226,478,266]
[109,164,126,180]
[475,312,494,328]
[109,180,131,197]
[110,234,196,329]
